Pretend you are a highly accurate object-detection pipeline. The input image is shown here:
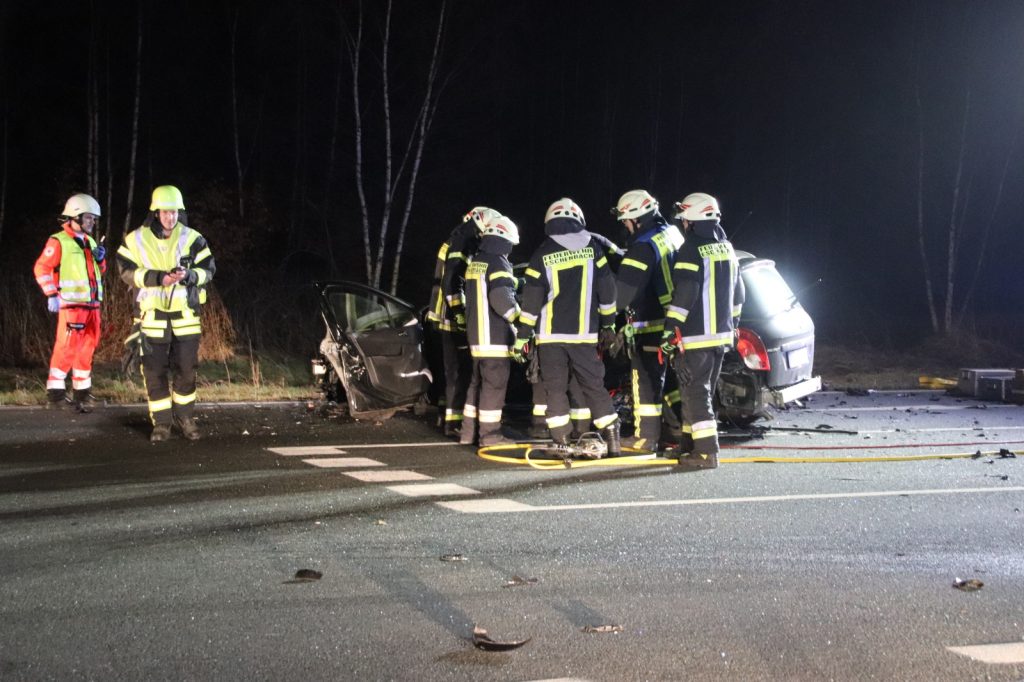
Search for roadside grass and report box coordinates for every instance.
[0,354,317,407]
[2,338,1022,406]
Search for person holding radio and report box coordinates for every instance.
[116,185,216,442]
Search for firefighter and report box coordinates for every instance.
[33,193,106,412]
[610,189,684,451]
[116,186,217,442]
[460,215,520,447]
[515,198,621,455]
[425,206,500,437]
[661,192,744,469]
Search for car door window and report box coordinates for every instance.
[327,289,416,332]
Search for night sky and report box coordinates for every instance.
[2,0,1023,347]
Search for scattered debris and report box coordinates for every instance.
[242,429,250,436]
[987,474,1010,481]
[971,450,983,460]
[471,625,531,651]
[502,575,539,588]
[440,553,468,562]
[998,449,1017,459]
[284,568,323,584]
[582,624,624,634]
[952,578,984,592]
[374,519,388,525]
[846,388,874,396]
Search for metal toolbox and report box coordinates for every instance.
[976,376,1011,402]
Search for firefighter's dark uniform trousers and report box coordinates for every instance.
[538,345,613,442]
[464,358,509,442]
[142,334,200,425]
[441,331,471,429]
[530,378,591,436]
[675,346,725,455]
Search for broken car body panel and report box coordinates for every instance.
[314,281,430,416]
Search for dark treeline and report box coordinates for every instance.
[1,0,1023,364]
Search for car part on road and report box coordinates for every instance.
[471,625,531,651]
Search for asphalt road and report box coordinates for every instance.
[1,391,1022,681]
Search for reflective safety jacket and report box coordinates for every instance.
[664,220,744,350]
[33,223,106,308]
[116,221,216,341]
[517,232,617,345]
[615,216,683,336]
[426,222,481,332]
[464,238,518,358]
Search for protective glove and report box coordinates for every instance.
[658,329,681,363]
[182,269,199,286]
[92,246,106,263]
[454,311,467,332]
[47,296,60,314]
[512,337,530,364]
[597,326,620,357]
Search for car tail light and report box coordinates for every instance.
[735,328,770,371]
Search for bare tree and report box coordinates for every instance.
[348,0,449,293]
[122,5,143,237]
[229,8,245,220]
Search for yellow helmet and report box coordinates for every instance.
[150,185,185,211]
[62,193,101,218]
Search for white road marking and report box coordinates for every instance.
[344,470,433,482]
[811,404,1018,413]
[320,441,462,449]
[947,642,1024,664]
[268,446,348,456]
[387,483,480,497]
[857,426,1024,435]
[436,486,1024,513]
[301,457,386,468]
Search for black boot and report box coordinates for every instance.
[676,451,718,470]
[601,420,621,457]
[46,389,70,409]
[73,389,96,413]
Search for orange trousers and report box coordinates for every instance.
[47,306,102,391]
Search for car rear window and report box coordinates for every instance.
[740,261,798,318]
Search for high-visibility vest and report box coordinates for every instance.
[52,231,103,305]
[122,223,209,315]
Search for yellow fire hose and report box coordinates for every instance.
[476,443,1021,469]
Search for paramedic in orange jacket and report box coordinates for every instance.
[33,193,106,412]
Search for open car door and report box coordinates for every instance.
[315,281,431,415]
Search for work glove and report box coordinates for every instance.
[47,296,60,314]
[182,269,199,286]
[454,311,467,332]
[92,246,106,263]
[658,328,682,364]
[597,326,620,357]
[512,337,530,364]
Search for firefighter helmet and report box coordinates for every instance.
[611,189,658,222]
[544,197,585,225]
[483,215,519,245]
[150,185,186,211]
[674,192,721,222]
[62,193,101,218]
[463,206,500,232]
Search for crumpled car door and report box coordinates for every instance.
[317,282,431,414]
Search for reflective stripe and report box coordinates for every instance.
[595,256,608,268]
[664,390,681,404]
[149,397,173,413]
[194,247,212,263]
[71,376,92,390]
[524,268,541,279]
[172,391,196,405]
[635,404,662,417]
[570,408,591,420]
[598,302,616,315]
[470,345,512,358]
[532,404,547,416]
[519,311,538,326]
[463,404,478,418]
[593,414,617,429]
[501,306,518,322]
[446,251,466,261]
[692,419,718,440]
[621,258,648,271]
[478,409,502,423]
[444,410,463,421]
[535,333,597,343]
[666,308,687,323]
[546,414,570,428]
[681,331,733,349]
[675,261,699,271]
[489,271,514,281]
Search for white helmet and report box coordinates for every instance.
[463,206,501,232]
[612,189,658,222]
[674,192,721,222]
[483,215,519,245]
[544,197,585,225]
[62,193,101,218]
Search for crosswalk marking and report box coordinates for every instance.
[947,642,1024,664]
[386,483,479,497]
[301,457,385,468]
[343,470,433,482]
[268,446,348,456]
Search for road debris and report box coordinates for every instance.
[440,553,468,562]
[998,449,1017,459]
[471,625,531,651]
[952,578,984,592]
[283,569,323,584]
[502,575,539,588]
[374,519,388,525]
[582,624,624,634]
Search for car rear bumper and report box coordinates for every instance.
[767,375,821,407]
